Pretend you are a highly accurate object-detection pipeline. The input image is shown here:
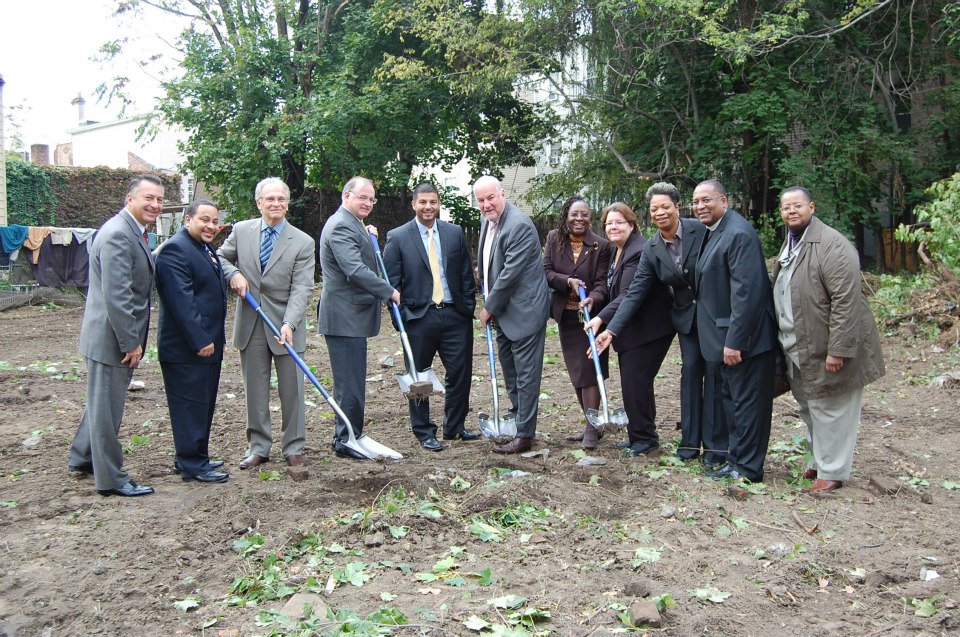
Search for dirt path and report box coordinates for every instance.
[0,299,957,636]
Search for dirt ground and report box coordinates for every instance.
[0,293,958,637]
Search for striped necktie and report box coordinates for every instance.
[260,226,276,272]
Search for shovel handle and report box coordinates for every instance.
[244,291,327,401]
[578,286,611,420]
[367,232,406,330]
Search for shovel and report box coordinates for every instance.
[477,283,517,438]
[368,233,444,399]
[243,291,402,460]
[578,286,628,429]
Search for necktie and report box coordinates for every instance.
[260,226,276,272]
[427,227,444,304]
[142,230,149,246]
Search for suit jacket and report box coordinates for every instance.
[542,228,610,322]
[218,218,315,353]
[317,206,395,337]
[607,217,704,336]
[382,218,476,323]
[598,232,674,353]
[79,209,155,366]
[478,202,550,341]
[155,227,227,364]
[695,209,776,363]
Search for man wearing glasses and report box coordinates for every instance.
[692,179,777,483]
[219,177,316,470]
[317,176,400,459]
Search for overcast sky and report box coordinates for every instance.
[1,0,181,149]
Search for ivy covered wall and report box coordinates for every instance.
[5,160,180,228]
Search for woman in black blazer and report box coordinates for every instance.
[542,196,611,449]
[593,203,675,456]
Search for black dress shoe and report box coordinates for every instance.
[627,441,659,456]
[97,480,154,497]
[173,460,224,474]
[420,437,444,452]
[708,463,758,482]
[443,429,481,441]
[182,470,229,483]
[331,442,369,460]
[68,463,94,475]
[615,440,631,449]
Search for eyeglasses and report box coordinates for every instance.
[604,220,629,228]
[349,192,378,205]
[259,196,288,204]
[780,203,809,213]
[690,196,722,207]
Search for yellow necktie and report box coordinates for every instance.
[428,227,444,304]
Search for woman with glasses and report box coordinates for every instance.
[591,184,722,466]
[543,196,611,449]
[585,202,675,456]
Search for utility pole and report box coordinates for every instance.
[0,72,7,226]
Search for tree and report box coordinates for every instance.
[102,0,551,219]
[381,0,960,255]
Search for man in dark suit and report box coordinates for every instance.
[218,178,316,469]
[155,199,229,483]
[692,179,776,482]
[383,183,479,451]
[67,174,161,497]
[593,182,725,466]
[475,176,550,454]
[317,176,400,459]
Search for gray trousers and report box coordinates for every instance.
[495,327,547,439]
[239,327,306,458]
[790,362,863,481]
[68,358,135,491]
[325,335,367,443]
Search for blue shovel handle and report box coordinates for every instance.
[578,286,604,374]
[367,232,406,333]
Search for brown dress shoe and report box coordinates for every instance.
[239,454,269,470]
[493,437,533,454]
[285,455,305,467]
[804,479,842,492]
[800,468,817,480]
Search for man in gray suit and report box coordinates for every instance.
[475,176,550,454]
[67,174,162,497]
[218,177,316,469]
[317,176,400,459]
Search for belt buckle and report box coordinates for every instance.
[433,302,445,309]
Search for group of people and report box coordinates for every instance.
[66,173,883,498]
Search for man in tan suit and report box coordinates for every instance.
[218,177,316,469]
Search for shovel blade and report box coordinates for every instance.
[585,407,629,430]
[354,434,403,460]
[396,368,445,398]
[478,412,518,438]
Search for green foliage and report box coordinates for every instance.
[109,0,550,219]
[4,160,180,228]
[897,172,960,275]
[5,159,56,225]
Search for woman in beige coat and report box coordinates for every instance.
[773,187,885,492]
